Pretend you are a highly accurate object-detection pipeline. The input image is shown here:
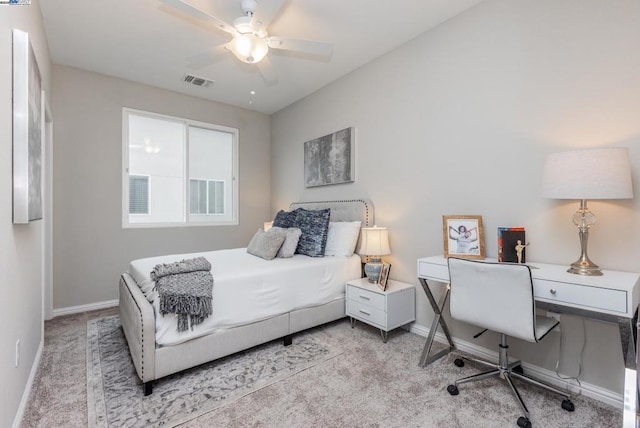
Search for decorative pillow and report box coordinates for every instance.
[324,221,362,257]
[273,209,299,228]
[276,227,303,258]
[247,228,287,260]
[293,208,331,257]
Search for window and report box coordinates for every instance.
[122,108,238,228]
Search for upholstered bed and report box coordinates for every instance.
[118,199,373,395]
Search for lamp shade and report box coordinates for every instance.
[542,147,633,200]
[358,226,391,256]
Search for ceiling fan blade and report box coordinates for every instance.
[257,55,278,84]
[250,0,286,29]
[159,0,236,35]
[267,37,333,58]
[186,44,229,68]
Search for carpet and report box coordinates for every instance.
[86,316,342,428]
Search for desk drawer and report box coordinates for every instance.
[346,300,386,329]
[418,260,450,282]
[534,280,627,314]
[347,285,385,310]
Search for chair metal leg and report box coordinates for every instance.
[510,371,571,400]
[455,368,501,386]
[504,372,530,419]
[457,354,499,371]
[508,360,523,370]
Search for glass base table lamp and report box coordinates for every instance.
[358,226,391,283]
[543,147,633,276]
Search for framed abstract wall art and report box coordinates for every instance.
[304,127,354,187]
[13,29,43,223]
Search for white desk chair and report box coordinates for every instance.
[446,257,575,428]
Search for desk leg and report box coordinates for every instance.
[620,309,639,428]
[418,278,456,367]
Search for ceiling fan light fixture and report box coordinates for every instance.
[229,33,268,63]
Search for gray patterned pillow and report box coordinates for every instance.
[275,227,302,258]
[247,228,287,260]
[294,208,331,257]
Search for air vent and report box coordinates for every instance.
[182,74,214,88]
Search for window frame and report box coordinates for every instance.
[122,108,239,228]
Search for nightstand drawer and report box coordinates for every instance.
[347,285,385,309]
[346,300,386,328]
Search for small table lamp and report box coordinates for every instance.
[542,147,633,276]
[358,226,391,283]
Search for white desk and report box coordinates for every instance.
[417,256,640,426]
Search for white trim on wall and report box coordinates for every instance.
[52,299,118,318]
[12,340,43,428]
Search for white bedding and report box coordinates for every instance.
[127,248,361,346]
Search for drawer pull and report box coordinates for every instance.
[359,309,371,316]
[550,288,557,295]
[359,295,371,300]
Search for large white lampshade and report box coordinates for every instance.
[543,148,633,200]
[542,147,633,276]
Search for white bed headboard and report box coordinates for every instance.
[288,199,374,227]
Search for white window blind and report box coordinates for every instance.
[189,179,224,215]
[208,180,224,214]
[129,175,149,214]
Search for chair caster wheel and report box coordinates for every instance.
[517,416,532,428]
[454,358,465,367]
[447,384,459,395]
[561,399,575,412]
[512,365,524,375]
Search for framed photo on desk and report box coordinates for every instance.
[442,215,485,259]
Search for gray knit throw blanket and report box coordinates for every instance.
[150,257,213,332]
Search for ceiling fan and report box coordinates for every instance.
[160,0,334,82]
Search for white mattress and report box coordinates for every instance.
[127,248,361,346]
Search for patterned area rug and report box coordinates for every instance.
[86,316,342,427]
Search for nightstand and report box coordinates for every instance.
[346,277,416,342]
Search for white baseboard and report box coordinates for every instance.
[53,299,118,318]
[409,323,623,409]
[12,340,43,428]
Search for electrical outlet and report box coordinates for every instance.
[15,340,20,368]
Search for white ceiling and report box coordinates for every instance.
[39,0,483,114]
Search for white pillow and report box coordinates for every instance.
[324,221,362,257]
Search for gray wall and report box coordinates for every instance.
[271,0,640,394]
[52,65,271,308]
[0,1,51,425]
